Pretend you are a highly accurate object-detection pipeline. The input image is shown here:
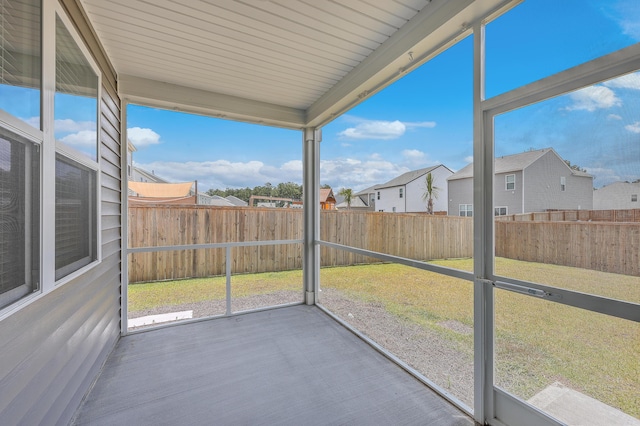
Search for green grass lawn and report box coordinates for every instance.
[128,270,303,312]
[129,258,639,418]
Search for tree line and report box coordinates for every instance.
[206,182,328,202]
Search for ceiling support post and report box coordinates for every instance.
[303,128,321,305]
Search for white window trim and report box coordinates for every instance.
[459,203,473,217]
[560,176,566,192]
[494,206,508,216]
[0,1,103,319]
[399,188,403,198]
[52,4,103,286]
[505,174,515,190]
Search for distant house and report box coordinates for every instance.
[226,195,249,206]
[374,165,453,213]
[320,188,337,210]
[447,148,593,216]
[594,181,640,210]
[335,185,378,211]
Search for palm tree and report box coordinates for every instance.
[421,172,440,214]
[338,187,354,210]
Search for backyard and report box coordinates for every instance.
[128,258,639,418]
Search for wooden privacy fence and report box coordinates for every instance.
[129,205,639,282]
[496,209,640,223]
[319,210,473,267]
[128,205,473,283]
[495,221,640,277]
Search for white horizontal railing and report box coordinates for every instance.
[125,239,304,332]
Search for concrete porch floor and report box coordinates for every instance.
[72,305,474,425]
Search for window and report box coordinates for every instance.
[377,191,380,200]
[495,207,508,216]
[632,194,638,202]
[55,155,97,280]
[505,174,515,190]
[560,176,566,192]
[399,188,403,198]
[54,13,100,281]
[392,207,396,212]
[0,0,41,128]
[0,128,40,310]
[459,204,473,217]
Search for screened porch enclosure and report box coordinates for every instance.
[0,1,639,425]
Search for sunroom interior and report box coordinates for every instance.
[1,0,639,425]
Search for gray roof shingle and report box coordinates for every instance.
[374,165,447,190]
[448,148,591,180]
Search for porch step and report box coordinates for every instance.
[528,382,639,426]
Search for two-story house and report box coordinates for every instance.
[447,148,593,216]
[374,165,453,213]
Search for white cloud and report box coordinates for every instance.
[60,130,97,147]
[609,0,640,41]
[624,121,640,133]
[135,159,303,190]
[464,156,473,164]
[564,85,621,111]
[55,118,96,133]
[585,167,621,188]
[603,72,640,90]
[338,118,436,140]
[607,114,623,120]
[128,127,161,148]
[320,157,410,190]
[401,149,435,167]
[402,149,424,160]
[339,120,406,140]
[23,116,40,128]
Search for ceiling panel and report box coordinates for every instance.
[79,0,517,128]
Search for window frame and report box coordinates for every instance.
[505,174,515,190]
[0,1,104,319]
[494,206,508,216]
[399,187,403,198]
[0,121,42,311]
[632,194,638,202]
[52,6,102,285]
[560,176,566,192]
[459,203,473,217]
[377,191,380,200]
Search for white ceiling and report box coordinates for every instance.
[80,0,517,129]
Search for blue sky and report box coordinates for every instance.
[33,0,640,191]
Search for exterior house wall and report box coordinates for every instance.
[523,151,593,212]
[447,178,474,216]
[448,151,594,215]
[377,166,452,213]
[0,1,122,424]
[376,185,405,212]
[593,182,640,210]
[405,166,451,213]
[494,170,524,214]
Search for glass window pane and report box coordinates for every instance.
[0,126,39,309]
[0,0,41,128]
[55,154,96,280]
[487,0,640,97]
[55,15,98,162]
